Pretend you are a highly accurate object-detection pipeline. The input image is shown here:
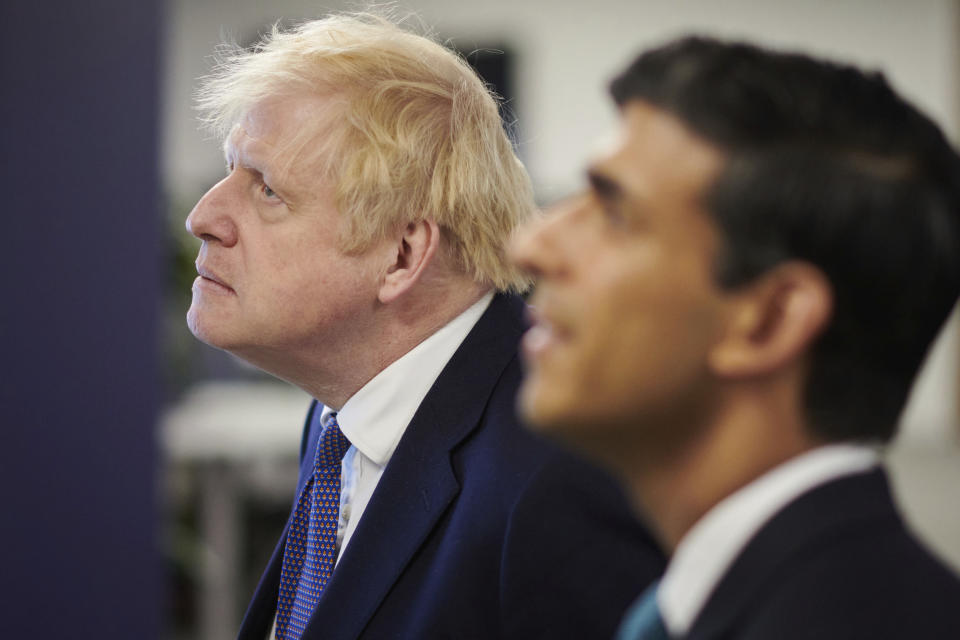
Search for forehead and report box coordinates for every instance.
[225,92,343,178]
[592,100,724,209]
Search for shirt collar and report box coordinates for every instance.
[658,443,880,635]
[321,291,493,466]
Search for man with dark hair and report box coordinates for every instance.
[512,36,960,639]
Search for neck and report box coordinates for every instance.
[622,386,820,553]
[262,277,490,409]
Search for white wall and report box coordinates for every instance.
[164,0,960,198]
[163,0,960,568]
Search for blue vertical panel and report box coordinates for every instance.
[0,0,162,638]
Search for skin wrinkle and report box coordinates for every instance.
[196,16,536,292]
[188,93,488,410]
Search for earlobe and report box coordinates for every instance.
[709,262,833,378]
[378,219,441,304]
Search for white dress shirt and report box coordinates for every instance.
[268,292,492,639]
[657,443,880,636]
[322,291,493,563]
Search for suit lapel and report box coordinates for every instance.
[236,521,287,639]
[238,295,525,639]
[304,293,526,639]
[237,403,323,640]
[686,469,899,639]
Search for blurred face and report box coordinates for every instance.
[186,94,388,367]
[512,100,730,450]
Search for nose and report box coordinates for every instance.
[185,176,239,247]
[509,196,582,280]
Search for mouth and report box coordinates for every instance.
[195,263,236,294]
[522,303,566,361]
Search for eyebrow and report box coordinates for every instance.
[222,140,262,177]
[222,143,243,172]
[222,130,241,165]
[222,126,260,169]
[587,170,623,202]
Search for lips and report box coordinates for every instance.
[195,263,235,293]
[523,321,555,355]
[522,302,567,360]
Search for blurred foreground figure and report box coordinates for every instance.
[513,36,960,640]
[186,13,663,640]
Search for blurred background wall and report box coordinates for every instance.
[1,1,162,638]
[160,1,960,639]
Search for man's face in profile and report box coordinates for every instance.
[185,94,388,364]
[512,101,730,450]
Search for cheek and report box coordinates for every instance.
[577,275,718,414]
[246,234,351,303]
[262,244,382,331]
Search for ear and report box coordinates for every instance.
[709,261,833,378]
[378,219,441,304]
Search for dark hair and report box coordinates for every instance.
[611,36,960,442]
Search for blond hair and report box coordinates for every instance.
[196,12,536,292]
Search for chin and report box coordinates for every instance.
[518,379,585,434]
[517,379,555,430]
[186,307,203,339]
[518,382,632,472]
[186,308,233,351]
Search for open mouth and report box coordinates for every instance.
[522,305,568,360]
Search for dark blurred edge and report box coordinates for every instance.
[0,1,162,638]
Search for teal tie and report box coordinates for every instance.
[616,581,670,640]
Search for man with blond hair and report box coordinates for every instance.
[186,13,662,640]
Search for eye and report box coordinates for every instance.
[261,182,282,201]
[600,202,626,227]
[589,193,627,229]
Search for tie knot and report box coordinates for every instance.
[315,413,351,468]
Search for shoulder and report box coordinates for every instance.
[493,438,664,638]
[695,469,960,639]
[738,530,960,639]
[441,305,665,637]
[464,355,665,637]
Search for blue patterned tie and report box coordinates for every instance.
[616,581,671,640]
[275,413,351,640]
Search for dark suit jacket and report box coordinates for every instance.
[685,468,960,639]
[237,293,665,640]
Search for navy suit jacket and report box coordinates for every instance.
[237,293,665,639]
[685,468,960,639]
